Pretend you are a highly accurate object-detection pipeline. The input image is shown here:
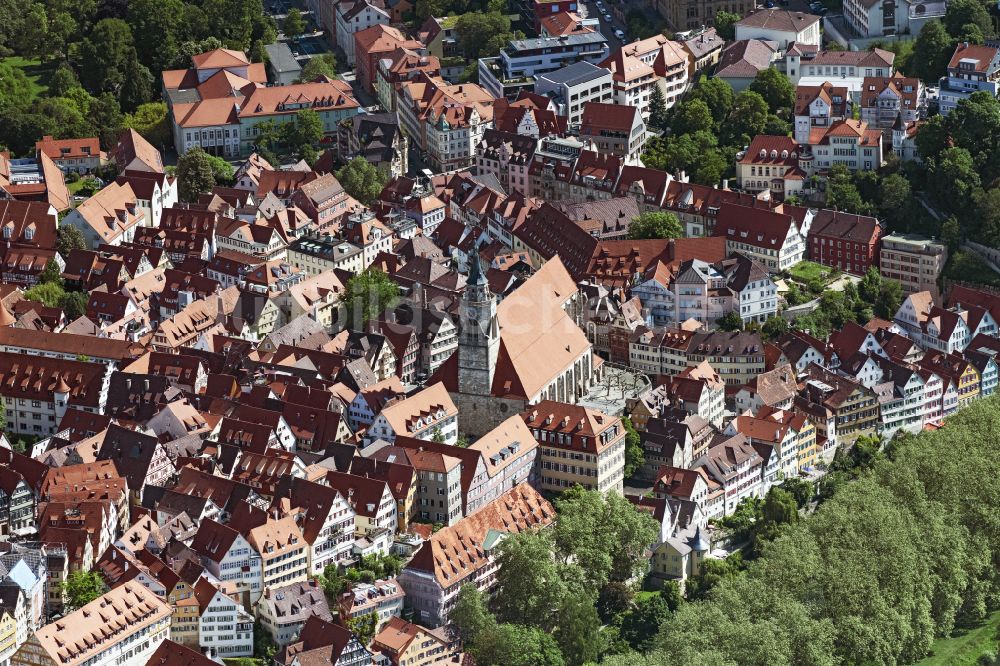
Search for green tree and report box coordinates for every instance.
[415,0,447,22]
[647,86,669,133]
[283,8,306,39]
[336,156,391,206]
[346,612,377,645]
[778,477,813,508]
[914,113,949,162]
[555,591,602,666]
[660,580,682,612]
[91,93,125,148]
[283,108,325,163]
[945,91,1000,181]
[342,269,401,328]
[957,21,986,43]
[317,564,350,606]
[14,3,48,60]
[23,282,66,308]
[687,76,735,125]
[451,584,496,646]
[643,130,718,177]
[119,47,154,112]
[682,551,745,601]
[0,62,34,112]
[126,0,184,73]
[205,154,234,184]
[826,164,871,215]
[475,624,565,666]
[761,315,788,341]
[713,10,740,40]
[762,487,799,527]
[945,0,994,38]
[553,488,659,590]
[619,594,669,652]
[176,147,217,202]
[907,20,955,83]
[60,291,89,320]
[202,0,256,49]
[721,90,769,146]
[716,310,743,331]
[47,10,78,59]
[927,146,981,216]
[455,12,516,60]
[628,212,683,240]
[973,188,1000,247]
[299,53,338,81]
[56,224,87,259]
[123,102,171,149]
[39,259,62,285]
[493,529,568,628]
[597,582,634,623]
[59,571,107,611]
[874,275,903,319]
[669,98,714,135]
[749,67,795,114]
[762,113,791,136]
[878,172,912,226]
[49,64,80,97]
[621,416,643,479]
[77,18,135,95]
[253,619,278,660]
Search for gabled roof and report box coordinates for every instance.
[32,583,171,666]
[322,471,390,519]
[715,39,777,78]
[947,42,1000,73]
[714,203,796,250]
[403,483,554,588]
[147,640,219,666]
[192,48,251,69]
[736,8,820,31]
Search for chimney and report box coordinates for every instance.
[215,286,225,324]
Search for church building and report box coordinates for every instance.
[431,252,601,438]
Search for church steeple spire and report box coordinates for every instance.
[457,240,500,397]
[468,241,488,287]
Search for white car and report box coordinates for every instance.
[615,29,625,39]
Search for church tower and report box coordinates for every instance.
[457,247,500,397]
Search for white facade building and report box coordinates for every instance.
[336,0,391,66]
[198,581,255,658]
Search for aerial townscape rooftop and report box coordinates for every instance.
[0,0,998,664]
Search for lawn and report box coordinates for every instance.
[942,249,1000,289]
[787,261,839,286]
[1,56,56,101]
[916,611,1000,666]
